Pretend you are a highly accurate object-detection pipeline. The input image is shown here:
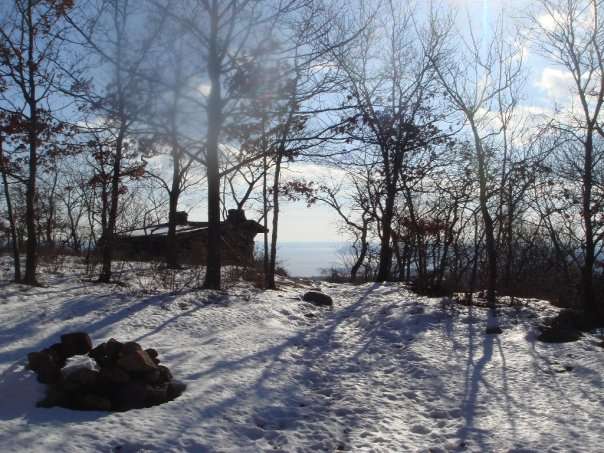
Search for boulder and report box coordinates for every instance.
[157,365,172,383]
[117,349,157,373]
[167,380,187,400]
[47,343,67,367]
[113,382,148,410]
[60,332,93,357]
[79,394,112,411]
[121,342,142,356]
[99,366,130,385]
[30,334,183,412]
[63,368,100,393]
[105,338,123,361]
[143,365,172,385]
[145,385,169,407]
[142,369,162,385]
[538,326,581,343]
[302,291,333,307]
[32,353,62,385]
[28,351,50,372]
[89,343,109,367]
[538,309,585,343]
[145,348,160,364]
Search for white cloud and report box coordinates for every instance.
[197,82,211,97]
[536,12,562,32]
[282,162,347,184]
[535,67,574,100]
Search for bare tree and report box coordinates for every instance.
[67,0,163,282]
[329,1,450,282]
[432,13,524,305]
[530,0,604,317]
[150,0,308,289]
[0,0,80,284]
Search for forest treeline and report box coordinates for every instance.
[0,0,603,319]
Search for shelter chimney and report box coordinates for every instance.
[174,211,188,225]
[227,209,246,224]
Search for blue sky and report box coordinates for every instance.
[185,0,571,243]
[272,0,568,242]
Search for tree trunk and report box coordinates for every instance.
[166,148,181,269]
[24,133,38,285]
[0,138,21,282]
[262,153,269,288]
[203,3,223,290]
[471,122,497,305]
[582,131,597,316]
[350,225,368,283]
[376,186,395,282]
[23,1,38,285]
[469,212,481,300]
[502,184,514,289]
[99,131,124,283]
[267,152,283,290]
[45,172,58,250]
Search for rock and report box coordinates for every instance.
[538,326,581,343]
[144,365,172,385]
[556,308,592,330]
[105,338,123,361]
[100,366,130,385]
[32,353,62,384]
[89,343,109,367]
[47,343,67,367]
[553,363,574,373]
[117,349,157,373]
[143,369,161,385]
[28,351,49,372]
[113,382,148,410]
[60,332,93,357]
[144,347,160,365]
[37,385,67,408]
[302,291,333,307]
[538,309,587,343]
[37,364,62,385]
[121,342,142,356]
[157,365,172,383]
[538,309,590,343]
[31,334,183,412]
[79,394,112,411]
[167,380,186,400]
[63,368,100,393]
[485,326,503,335]
[145,385,169,407]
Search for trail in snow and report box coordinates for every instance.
[0,260,602,452]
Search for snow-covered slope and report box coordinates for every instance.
[0,262,602,452]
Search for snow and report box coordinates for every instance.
[0,259,602,452]
[62,355,99,377]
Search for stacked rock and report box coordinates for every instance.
[27,332,185,411]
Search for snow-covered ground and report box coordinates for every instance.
[0,258,602,452]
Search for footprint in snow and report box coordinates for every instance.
[240,426,264,440]
[410,424,432,435]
